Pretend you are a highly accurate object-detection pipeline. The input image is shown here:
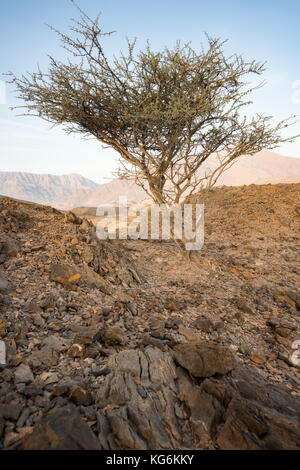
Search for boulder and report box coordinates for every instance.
[20,406,100,450]
[172,342,236,378]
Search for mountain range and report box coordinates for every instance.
[0,172,99,205]
[1,150,300,209]
[54,150,300,209]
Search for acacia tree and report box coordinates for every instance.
[7,3,297,207]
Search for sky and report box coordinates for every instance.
[1,0,300,183]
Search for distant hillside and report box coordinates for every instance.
[0,172,99,205]
[2,150,300,209]
[197,150,300,186]
[55,179,146,210]
[55,150,300,209]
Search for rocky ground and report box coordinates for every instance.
[0,182,299,450]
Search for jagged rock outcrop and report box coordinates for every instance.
[91,346,300,450]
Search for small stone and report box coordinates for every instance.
[193,317,214,333]
[40,372,59,384]
[40,293,56,310]
[74,328,100,345]
[14,364,34,384]
[178,325,200,343]
[250,354,265,365]
[0,276,10,292]
[0,403,24,421]
[149,316,165,330]
[53,384,70,397]
[150,329,166,339]
[68,385,94,406]
[24,300,41,314]
[32,314,45,327]
[102,326,125,345]
[68,343,85,358]
[19,385,44,397]
[28,346,59,368]
[236,299,254,315]
[83,246,94,264]
[43,335,69,351]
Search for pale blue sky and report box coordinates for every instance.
[1,0,300,183]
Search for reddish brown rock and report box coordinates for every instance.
[20,406,100,450]
[172,342,236,378]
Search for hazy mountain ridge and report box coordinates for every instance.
[1,150,300,209]
[0,171,99,205]
[54,178,146,210]
[55,150,300,209]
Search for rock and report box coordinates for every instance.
[83,246,94,264]
[274,289,297,309]
[236,298,254,315]
[14,364,34,384]
[267,319,296,338]
[53,384,70,397]
[64,211,82,225]
[92,365,111,377]
[19,385,44,397]
[149,316,165,330]
[165,316,183,329]
[40,293,57,310]
[79,263,111,293]
[0,235,20,258]
[172,342,236,378]
[178,325,200,343]
[0,318,6,336]
[0,275,10,292]
[20,406,100,450]
[6,427,34,447]
[0,369,13,382]
[43,335,70,352]
[96,347,179,450]
[177,368,223,446]
[215,368,300,450]
[50,264,81,288]
[68,385,94,406]
[32,313,45,327]
[150,329,166,339]
[193,317,214,333]
[102,326,126,345]
[24,300,41,314]
[81,218,94,231]
[40,372,59,385]
[68,343,84,358]
[286,291,300,310]
[85,343,101,359]
[27,346,59,369]
[164,298,185,311]
[250,354,265,365]
[4,432,21,448]
[74,328,101,345]
[0,403,24,421]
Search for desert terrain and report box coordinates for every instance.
[0,182,299,449]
